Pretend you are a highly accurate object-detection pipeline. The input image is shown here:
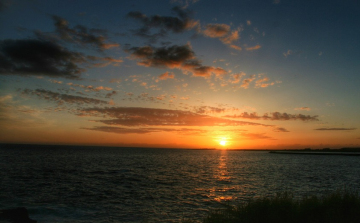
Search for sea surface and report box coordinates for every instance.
[1,144,360,222]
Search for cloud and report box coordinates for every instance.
[245,45,261,51]
[49,80,63,84]
[82,126,207,135]
[193,106,226,114]
[128,44,227,78]
[105,91,117,98]
[225,112,319,121]
[240,132,273,140]
[273,127,290,132]
[241,74,256,88]
[109,78,121,83]
[22,89,108,105]
[231,72,246,84]
[49,15,120,50]
[295,107,311,111]
[0,39,85,79]
[202,23,241,49]
[91,57,123,67]
[157,71,175,81]
[315,128,356,131]
[67,83,113,92]
[75,107,272,127]
[255,74,275,88]
[230,45,242,51]
[127,6,198,42]
[283,49,302,58]
[171,0,199,8]
[203,24,230,38]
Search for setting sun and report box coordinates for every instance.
[219,140,227,146]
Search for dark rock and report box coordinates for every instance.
[0,207,37,223]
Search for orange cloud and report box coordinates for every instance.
[202,24,241,48]
[203,24,230,38]
[295,107,311,111]
[158,71,175,81]
[245,45,261,51]
[255,74,275,88]
[241,74,256,88]
[230,44,242,51]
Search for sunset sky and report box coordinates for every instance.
[1,0,359,149]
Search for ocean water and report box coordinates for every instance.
[1,144,360,222]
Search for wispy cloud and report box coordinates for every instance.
[295,107,311,111]
[171,0,199,9]
[67,83,113,92]
[82,126,207,135]
[76,107,272,127]
[315,128,356,131]
[273,127,290,132]
[240,132,274,140]
[283,49,302,58]
[22,89,108,105]
[225,112,319,121]
[245,45,261,51]
[193,106,226,114]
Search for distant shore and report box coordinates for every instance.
[269,148,360,156]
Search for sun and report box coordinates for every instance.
[219,140,227,146]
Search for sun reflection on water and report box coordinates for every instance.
[210,150,236,202]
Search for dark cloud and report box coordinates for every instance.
[127,6,197,40]
[225,112,319,121]
[315,128,356,131]
[273,127,290,132]
[267,112,318,121]
[128,44,227,77]
[0,39,85,79]
[49,16,120,50]
[105,91,117,98]
[22,89,108,105]
[76,107,270,127]
[194,106,226,114]
[82,126,207,135]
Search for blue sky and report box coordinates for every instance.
[0,0,359,149]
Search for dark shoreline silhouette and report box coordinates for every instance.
[0,207,37,223]
[270,148,360,156]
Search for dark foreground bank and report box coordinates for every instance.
[185,190,360,223]
[0,207,37,223]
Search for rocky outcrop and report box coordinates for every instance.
[0,207,37,223]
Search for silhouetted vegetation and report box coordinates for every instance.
[185,190,360,223]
